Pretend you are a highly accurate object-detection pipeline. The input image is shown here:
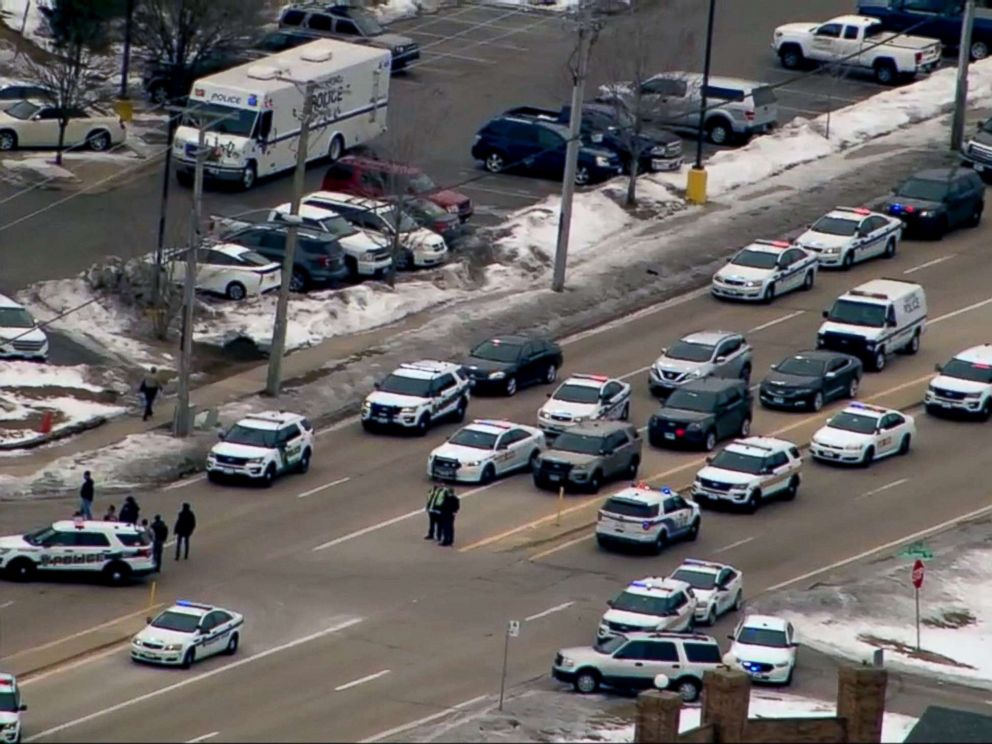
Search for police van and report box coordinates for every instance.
[173,39,391,190]
[817,279,926,372]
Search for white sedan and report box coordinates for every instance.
[0,99,126,152]
[810,402,915,466]
[131,601,244,668]
[724,614,798,685]
[794,207,902,270]
[711,240,817,302]
[166,243,281,300]
[428,419,545,483]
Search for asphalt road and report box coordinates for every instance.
[6,206,992,740]
[0,0,865,295]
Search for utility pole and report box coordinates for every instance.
[120,0,136,99]
[266,79,316,397]
[551,9,595,293]
[153,107,179,311]
[951,0,976,152]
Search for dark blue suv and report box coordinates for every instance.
[470,114,623,185]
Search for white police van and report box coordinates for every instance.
[595,484,701,554]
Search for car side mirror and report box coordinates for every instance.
[591,132,604,144]
[934,363,942,372]
[146,616,152,624]
[705,456,714,464]
[822,310,829,319]
[373,382,381,390]
[727,634,735,641]
[653,674,670,690]
[546,392,552,398]
[217,431,225,441]
[887,318,897,328]
[661,347,668,354]
[725,256,733,263]
[607,599,615,608]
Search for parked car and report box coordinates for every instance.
[0,100,125,152]
[858,0,992,61]
[532,421,642,493]
[962,116,992,181]
[760,351,862,411]
[881,167,985,239]
[648,378,753,451]
[249,28,322,55]
[470,113,623,185]
[597,577,698,639]
[401,196,462,240]
[141,48,252,104]
[648,331,752,397]
[321,155,473,222]
[0,293,48,361]
[460,334,563,396]
[164,243,281,301]
[724,615,799,685]
[0,78,52,101]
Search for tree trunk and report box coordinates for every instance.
[55,120,68,166]
[625,154,640,207]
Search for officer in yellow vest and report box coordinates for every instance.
[425,480,448,542]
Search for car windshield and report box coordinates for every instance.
[736,627,788,648]
[611,590,679,616]
[0,691,17,713]
[828,412,878,434]
[407,172,437,194]
[553,383,600,404]
[595,635,627,654]
[731,249,779,269]
[665,389,717,413]
[379,373,432,398]
[350,9,384,35]
[666,340,714,362]
[380,209,420,233]
[810,216,858,236]
[552,433,605,455]
[4,100,38,120]
[775,356,826,376]
[224,424,278,448]
[709,450,765,474]
[602,497,657,518]
[310,214,358,239]
[982,119,992,134]
[671,568,718,590]
[409,197,446,218]
[240,250,273,267]
[23,527,56,546]
[151,611,201,633]
[182,102,257,138]
[827,299,887,328]
[470,340,523,363]
[0,307,35,328]
[448,428,498,450]
[942,359,992,383]
[896,178,948,202]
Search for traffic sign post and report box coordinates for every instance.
[911,559,925,651]
[499,620,520,711]
[899,542,934,561]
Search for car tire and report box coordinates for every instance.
[706,118,732,145]
[207,471,221,483]
[763,283,776,303]
[181,647,196,669]
[5,558,35,582]
[848,376,860,399]
[802,270,815,291]
[676,678,702,703]
[241,161,258,191]
[225,632,239,655]
[574,669,600,694]
[906,331,920,355]
[744,489,761,514]
[620,402,630,421]
[480,464,496,485]
[861,446,875,468]
[176,169,193,187]
[297,448,311,474]
[810,391,824,412]
[783,667,794,686]
[528,449,540,472]
[103,561,131,586]
[453,397,468,422]
[0,129,18,151]
[739,417,751,437]
[625,455,640,479]
[778,44,804,70]
[703,430,717,452]
[484,151,506,173]
[972,39,990,61]
[883,237,897,258]
[687,518,700,542]
[289,269,309,293]
[86,130,112,152]
[872,349,886,372]
[842,250,855,270]
[505,376,518,396]
[740,363,751,382]
[225,281,247,301]
[545,364,558,384]
[981,400,992,422]
[574,166,591,186]
[873,59,898,85]
[899,434,911,455]
[262,464,276,487]
[967,202,984,227]
[733,591,743,612]
[587,470,603,494]
[933,217,949,240]
[327,134,345,163]
[415,414,431,436]
[653,529,669,555]
[705,606,717,626]
[782,475,799,501]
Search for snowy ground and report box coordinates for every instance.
[0,0,51,48]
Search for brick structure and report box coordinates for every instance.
[701,669,750,743]
[837,664,888,744]
[635,690,683,743]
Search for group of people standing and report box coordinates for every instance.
[425,480,460,546]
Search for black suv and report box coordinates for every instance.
[648,378,753,451]
[278,4,420,70]
[460,335,563,396]
[882,167,985,239]
[220,223,348,291]
[141,48,253,105]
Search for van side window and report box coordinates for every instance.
[281,9,305,26]
[886,307,896,326]
[255,110,273,141]
[307,13,333,32]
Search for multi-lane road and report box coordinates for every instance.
[5,206,992,740]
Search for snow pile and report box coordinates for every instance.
[372,0,424,23]
[0,0,50,46]
[2,157,77,183]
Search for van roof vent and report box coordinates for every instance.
[246,64,283,81]
[300,47,334,64]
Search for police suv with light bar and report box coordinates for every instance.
[362,361,471,435]
[428,419,545,483]
[597,577,698,639]
[926,345,992,420]
[207,411,315,486]
[131,601,244,669]
[795,207,901,270]
[810,402,915,466]
[537,373,631,436]
[669,559,744,626]
[596,484,701,554]
[692,437,802,513]
[0,674,25,744]
[711,240,817,302]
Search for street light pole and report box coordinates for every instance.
[687,0,716,205]
[120,0,136,99]
[153,108,179,312]
[951,0,976,152]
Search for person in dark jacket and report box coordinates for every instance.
[174,503,196,560]
[79,471,94,520]
[425,481,448,541]
[437,488,460,547]
[119,496,140,525]
[139,368,161,422]
[150,515,168,572]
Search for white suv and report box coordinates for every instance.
[362,361,471,435]
[0,293,48,361]
[596,484,701,554]
[926,344,992,420]
[669,559,744,626]
[597,577,697,639]
[207,411,315,486]
[692,437,802,512]
[0,520,155,585]
[0,674,25,744]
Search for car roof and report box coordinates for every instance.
[837,402,892,419]
[567,420,633,437]
[493,115,569,137]
[911,167,976,181]
[681,330,736,346]
[677,377,746,393]
[824,206,875,220]
[674,558,732,575]
[955,345,992,365]
[236,221,330,241]
[742,239,792,254]
[274,202,342,220]
[784,350,846,363]
[52,519,144,533]
[725,436,793,455]
[305,190,391,213]
[832,14,877,25]
[622,630,719,643]
[212,243,268,259]
[560,374,613,389]
[338,155,422,176]
[392,360,459,380]
[237,411,304,430]
[476,334,533,347]
[740,614,788,630]
[659,71,766,91]
[605,484,679,506]
[623,576,691,597]
[845,278,919,302]
[463,419,524,436]
[163,600,216,617]
[0,292,25,309]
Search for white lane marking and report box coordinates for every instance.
[855,478,909,501]
[317,415,360,437]
[748,310,804,334]
[619,365,651,380]
[530,534,593,562]
[163,474,206,491]
[930,296,992,325]
[312,482,500,552]
[714,536,754,554]
[334,669,391,691]
[298,477,352,499]
[0,601,13,609]
[559,288,711,346]
[358,695,489,743]
[524,601,575,622]
[24,618,363,742]
[904,255,955,274]
[21,644,125,686]
[186,733,220,743]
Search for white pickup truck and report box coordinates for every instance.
[772,14,941,85]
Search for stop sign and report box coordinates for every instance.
[912,559,925,588]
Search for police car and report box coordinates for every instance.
[692,437,802,512]
[207,411,315,486]
[711,240,817,302]
[794,207,902,269]
[0,674,25,744]
[362,361,471,435]
[597,577,698,640]
[724,614,798,685]
[131,601,244,669]
[669,559,744,626]
[595,484,701,554]
[0,519,155,586]
[537,374,631,436]
[810,402,915,466]
[428,419,546,483]
[926,345,992,420]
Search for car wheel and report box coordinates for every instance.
[972,39,990,61]
[703,430,717,452]
[328,134,344,162]
[783,667,794,686]
[810,391,824,412]
[0,130,17,151]
[967,202,984,227]
[480,464,496,485]
[545,364,558,384]
[899,434,911,455]
[625,455,640,479]
[415,413,431,436]
[528,449,540,472]
[705,606,717,626]
[861,446,875,468]
[297,448,311,474]
[842,251,855,270]
[883,237,897,258]
[225,632,239,655]
[906,331,920,355]
[453,397,468,423]
[847,376,860,399]
[86,130,111,152]
[574,166,591,186]
[5,558,35,582]
[587,470,603,494]
[241,162,258,191]
[739,417,751,437]
[620,402,630,421]
[981,400,992,422]
[176,169,193,187]
[706,119,731,145]
[207,471,221,483]
[653,530,668,555]
[103,561,131,586]
[733,590,743,612]
[744,489,761,514]
[800,271,814,292]
[484,151,505,173]
[872,349,886,372]
[873,59,898,85]
[763,283,776,303]
[740,363,751,382]
[676,678,702,703]
[262,464,276,487]
[782,475,799,501]
[181,647,196,669]
[933,217,949,240]
[225,281,247,301]
[687,518,700,542]
[779,44,804,70]
[574,669,600,694]
[289,269,309,293]
[505,376,518,396]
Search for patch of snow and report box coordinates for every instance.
[372,0,423,23]
[0,0,51,46]
[2,157,77,182]
[0,361,105,392]
[472,0,586,11]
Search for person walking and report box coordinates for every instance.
[174,503,196,561]
[425,480,447,541]
[79,471,94,520]
[437,487,460,547]
[139,367,161,422]
[119,496,140,525]
[103,504,117,522]
[150,515,168,573]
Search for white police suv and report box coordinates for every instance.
[596,484,701,554]
[428,419,545,483]
[537,374,631,436]
[362,361,471,435]
[795,207,902,269]
[711,240,817,302]
[131,601,244,669]
[669,559,744,626]
[810,402,915,466]
[207,411,314,486]
[597,577,698,639]
[926,345,992,420]
[724,614,798,685]
[0,674,25,744]
[0,293,48,362]
[0,519,155,585]
[692,437,802,512]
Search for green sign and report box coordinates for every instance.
[898,542,934,560]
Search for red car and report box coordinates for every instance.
[322,156,473,222]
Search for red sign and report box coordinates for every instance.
[912,559,925,589]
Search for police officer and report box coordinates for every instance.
[425,479,447,541]
[119,496,140,525]
[150,515,168,572]
[437,487,460,547]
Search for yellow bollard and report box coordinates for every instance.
[556,486,564,526]
[148,580,157,615]
[114,97,134,124]
[686,167,708,205]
